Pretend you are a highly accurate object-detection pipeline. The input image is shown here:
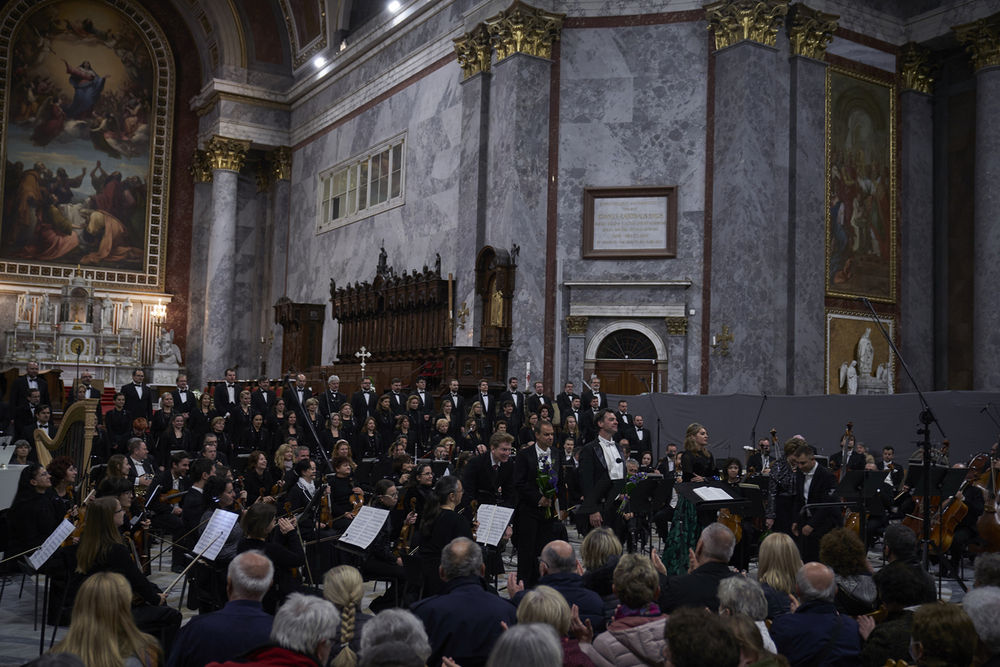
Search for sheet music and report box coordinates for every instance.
[28,519,75,570]
[474,504,515,547]
[693,486,731,502]
[193,509,238,561]
[340,506,389,550]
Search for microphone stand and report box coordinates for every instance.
[638,377,664,465]
[749,392,767,451]
[858,297,948,576]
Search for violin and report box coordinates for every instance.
[396,497,417,556]
[350,479,364,517]
[123,506,150,576]
[62,487,95,547]
[718,508,743,543]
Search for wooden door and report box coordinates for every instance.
[593,360,658,395]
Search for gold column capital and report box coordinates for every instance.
[271,146,293,182]
[486,0,565,62]
[665,316,689,336]
[901,42,935,94]
[787,3,838,59]
[706,0,790,50]
[954,13,1000,71]
[566,316,588,335]
[204,135,251,172]
[454,24,492,79]
[190,149,213,183]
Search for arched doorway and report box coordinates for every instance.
[590,327,661,395]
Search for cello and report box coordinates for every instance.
[972,447,1000,554]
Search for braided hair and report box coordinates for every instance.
[324,565,362,667]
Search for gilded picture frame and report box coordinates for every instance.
[825,66,897,303]
[825,309,896,395]
[0,0,174,291]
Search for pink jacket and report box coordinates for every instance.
[580,615,668,667]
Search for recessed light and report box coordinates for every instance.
[388,1,401,12]
[314,56,326,68]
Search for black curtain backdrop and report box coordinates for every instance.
[608,391,1000,466]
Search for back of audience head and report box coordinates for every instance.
[698,523,736,563]
[324,566,364,667]
[663,607,741,667]
[872,558,929,609]
[910,602,977,667]
[883,523,917,562]
[228,550,273,601]
[359,609,431,663]
[613,553,659,609]
[580,527,621,571]
[271,594,339,663]
[819,527,869,576]
[974,552,1000,588]
[358,642,424,667]
[757,532,802,595]
[717,577,768,622]
[963,587,1000,658]
[516,586,571,637]
[721,613,789,667]
[486,624,562,667]
[441,536,483,582]
[796,562,837,603]
[540,540,578,576]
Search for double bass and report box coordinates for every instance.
[972,447,1000,554]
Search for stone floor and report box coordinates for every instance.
[0,526,973,666]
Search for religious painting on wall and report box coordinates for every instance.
[825,67,897,303]
[0,0,173,289]
[826,309,895,395]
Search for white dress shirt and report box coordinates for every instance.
[534,444,551,470]
[598,436,624,480]
[134,383,143,399]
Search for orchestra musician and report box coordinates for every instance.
[830,433,866,473]
[364,479,412,612]
[7,463,62,564]
[767,437,804,536]
[461,432,515,509]
[237,503,305,614]
[747,438,773,474]
[417,475,477,597]
[946,462,986,576]
[877,445,906,489]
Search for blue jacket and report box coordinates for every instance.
[411,575,517,667]
[769,599,862,667]
[511,571,606,634]
[166,599,274,667]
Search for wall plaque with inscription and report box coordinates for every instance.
[582,186,677,259]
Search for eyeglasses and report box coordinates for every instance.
[382,492,399,499]
[115,508,125,515]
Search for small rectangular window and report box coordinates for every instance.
[317,134,406,233]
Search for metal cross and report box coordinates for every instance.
[355,346,371,374]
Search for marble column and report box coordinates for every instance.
[899,44,935,393]
[454,26,491,349]
[787,5,837,395]
[566,316,587,387]
[201,136,250,382]
[186,150,213,387]
[706,0,790,394]
[955,16,1000,390]
[665,316,689,393]
[484,4,563,382]
[267,148,292,372]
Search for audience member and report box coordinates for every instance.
[974,552,1000,588]
[516,586,595,667]
[964,586,1000,667]
[721,613,788,667]
[909,602,977,667]
[509,540,605,634]
[579,528,622,623]
[166,551,274,667]
[324,565,373,667]
[654,523,737,613]
[857,555,931,667]
[819,528,877,616]
[358,642,424,667]
[359,609,431,665]
[756,532,801,619]
[717,577,777,653]
[486,624,562,667]
[662,607,741,667]
[881,523,936,603]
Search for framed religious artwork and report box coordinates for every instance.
[825,67,897,303]
[0,0,175,290]
[582,186,678,259]
[826,309,896,395]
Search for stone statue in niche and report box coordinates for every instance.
[839,327,890,395]
[156,326,182,365]
[121,297,133,329]
[377,244,388,275]
[435,253,441,277]
[16,295,30,322]
[101,296,114,330]
[40,293,52,325]
[839,360,858,395]
[856,328,874,376]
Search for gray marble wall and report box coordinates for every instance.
[486,53,553,382]
[556,22,708,393]
[900,89,934,393]
[231,175,263,376]
[202,169,239,381]
[186,181,214,386]
[973,67,1000,390]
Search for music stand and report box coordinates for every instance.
[369,459,393,483]
[737,483,767,521]
[354,459,376,487]
[835,471,883,547]
[626,477,661,555]
[674,482,751,514]
[431,461,451,479]
[907,465,969,594]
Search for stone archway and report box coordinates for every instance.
[585,321,668,395]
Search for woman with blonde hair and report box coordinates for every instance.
[662,423,716,574]
[517,586,595,667]
[323,565,373,667]
[757,532,802,619]
[49,572,162,667]
[579,527,622,623]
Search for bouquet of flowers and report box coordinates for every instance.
[618,471,647,514]
[536,457,559,519]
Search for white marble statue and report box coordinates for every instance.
[876,363,887,383]
[101,296,114,330]
[857,328,874,376]
[15,295,29,322]
[40,293,51,324]
[156,327,182,365]
[839,360,858,395]
[121,297,133,330]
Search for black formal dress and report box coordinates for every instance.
[104,406,133,455]
[241,426,272,458]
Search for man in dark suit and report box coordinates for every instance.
[316,375,346,420]
[791,444,843,562]
[579,395,601,442]
[561,395,582,432]
[461,432,515,508]
[386,378,406,415]
[628,415,652,454]
[150,450,190,573]
[877,445,905,489]
[476,379,495,433]
[656,523,738,613]
[350,376,376,423]
[525,381,552,419]
[251,376,278,418]
[165,551,275,667]
[213,368,240,420]
[829,434,865,473]
[120,369,153,422]
[171,374,197,418]
[497,401,522,445]
[20,403,56,449]
[499,376,524,421]
[283,373,312,416]
[580,376,607,412]
[441,378,465,422]
[577,409,626,535]
[513,419,566,587]
[413,376,435,429]
[555,381,578,422]
[614,399,634,433]
[10,361,50,408]
[67,370,100,406]
[747,437,774,474]
[13,388,42,436]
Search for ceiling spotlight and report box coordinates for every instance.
[388,1,401,12]
[314,56,326,68]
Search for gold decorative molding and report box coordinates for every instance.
[454,24,492,79]
[900,42,935,94]
[204,135,250,172]
[705,0,790,50]
[486,0,565,62]
[665,316,688,336]
[566,316,588,335]
[190,149,213,183]
[788,4,838,59]
[954,13,1000,71]
[271,146,292,182]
